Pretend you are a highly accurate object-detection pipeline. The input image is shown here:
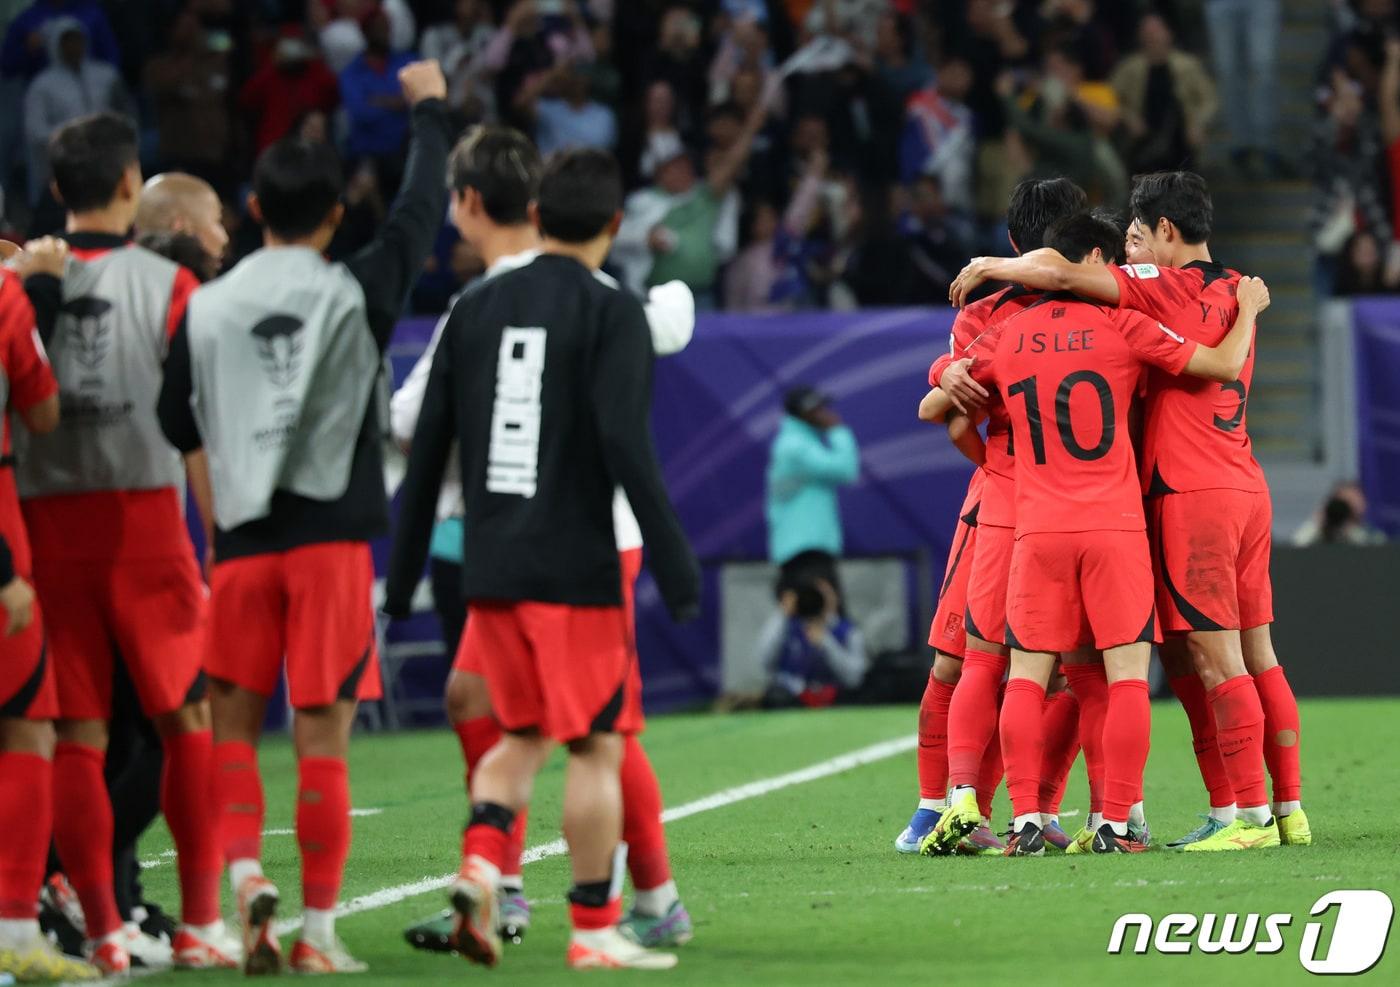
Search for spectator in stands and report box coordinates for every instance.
[420,0,496,111]
[766,385,859,598]
[724,147,828,310]
[239,29,339,152]
[1310,66,1389,295]
[339,8,416,174]
[899,57,974,207]
[817,178,915,308]
[614,85,772,307]
[1204,0,1282,175]
[528,61,617,155]
[490,0,592,133]
[1333,230,1399,295]
[1292,482,1388,546]
[1036,0,1119,80]
[313,0,417,74]
[900,173,973,304]
[143,8,233,189]
[22,17,129,203]
[636,79,682,180]
[874,10,931,104]
[1111,13,1217,174]
[758,572,868,709]
[644,5,707,143]
[0,0,118,80]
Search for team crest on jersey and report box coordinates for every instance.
[251,314,306,389]
[61,296,113,370]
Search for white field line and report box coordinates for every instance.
[139,810,383,868]
[271,733,918,935]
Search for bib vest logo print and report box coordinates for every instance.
[61,296,113,371]
[251,314,306,389]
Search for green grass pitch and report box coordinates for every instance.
[131,698,1400,985]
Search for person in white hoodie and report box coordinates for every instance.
[391,124,697,954]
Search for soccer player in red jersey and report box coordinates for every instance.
[927,212,1269,854]
[15,114,231,973]
[896,178,1086,856]
[0,262,102,983]
[951,172,1307,851]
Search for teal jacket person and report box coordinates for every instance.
[766,387,860,565]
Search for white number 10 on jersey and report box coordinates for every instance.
[487,326,546,498]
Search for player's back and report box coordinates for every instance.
[973,293,1193,535]
[1111,260,1264,494]
[446,253,652,604]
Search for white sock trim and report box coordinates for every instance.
[917,797,945,811]
[631,879,678,918]
[1273,800,1301,817]
[228,858,263,893]
[302,908,335,948]
[1209,804,1237,825]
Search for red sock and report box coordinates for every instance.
[462,823,511,875]
[620,736,671,890]
[916,673,956,800]
[1169,673,1234,808]
[0,752,51,918]
[1039,691,1080,815]
[453,716,502,793]
[1254,665,1302,803]
[975,684,1004,819]
[1102,680,1151,824]
[998,679,1046,819]
[569,896,622,931]
[1207,675,1268,809]
[296,758,351,911]
[1063,664,1108,814]
[52,742,121,939]
[946,649,1005,788]
[161,730,222,925]
[215,740,264,864]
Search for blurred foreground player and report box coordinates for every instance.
[392,126,696,950]
[951,172,1306,851]
[16,113,229,974]
[896,177,1086,855]
[386,149,700,970]
[925,212,1269,854]
[0,260,99,983]
[157,60,452,974]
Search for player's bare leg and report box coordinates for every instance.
[1091,643,1153,853]
[923,636,1006,856]
[0,718,100,982]
[210,680,281,974]
[899,650,960,852]
[456,731,553,967]
[1242,625,1308,844]
[1160,637,1237,845]
[999,649,1057,855]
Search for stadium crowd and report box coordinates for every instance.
[1,0,1233,312]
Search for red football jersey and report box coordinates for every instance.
[0,271,58,576]
[929,286,1041,527]
[967,294,1198,535]
[1109,261,1267,495]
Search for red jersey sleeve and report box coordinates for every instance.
[166,265,200,341]
[1113,309,1198,375]
[928,301,990,386]
[0,275,57,411]
[1109,263,1198,322]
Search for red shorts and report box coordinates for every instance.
[34,556,206,720]
[457,549,643,742]
[207,542,382,709]
[1150,489,1274,634]
[964,522,1013,646]
[1005,530,1158,653]
[0,602,57,721]
[928,504,978,657]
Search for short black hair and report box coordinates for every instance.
[48,112,138,213]
[1129,170,1212,244]
[253,138,344,239]
[448,125,542,225]
[1006,177,1087,253]
[1090,208,1126,264]
[1044,212,1123,265]
[536,149,622,243]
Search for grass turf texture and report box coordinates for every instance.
[132,699,1399,985]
